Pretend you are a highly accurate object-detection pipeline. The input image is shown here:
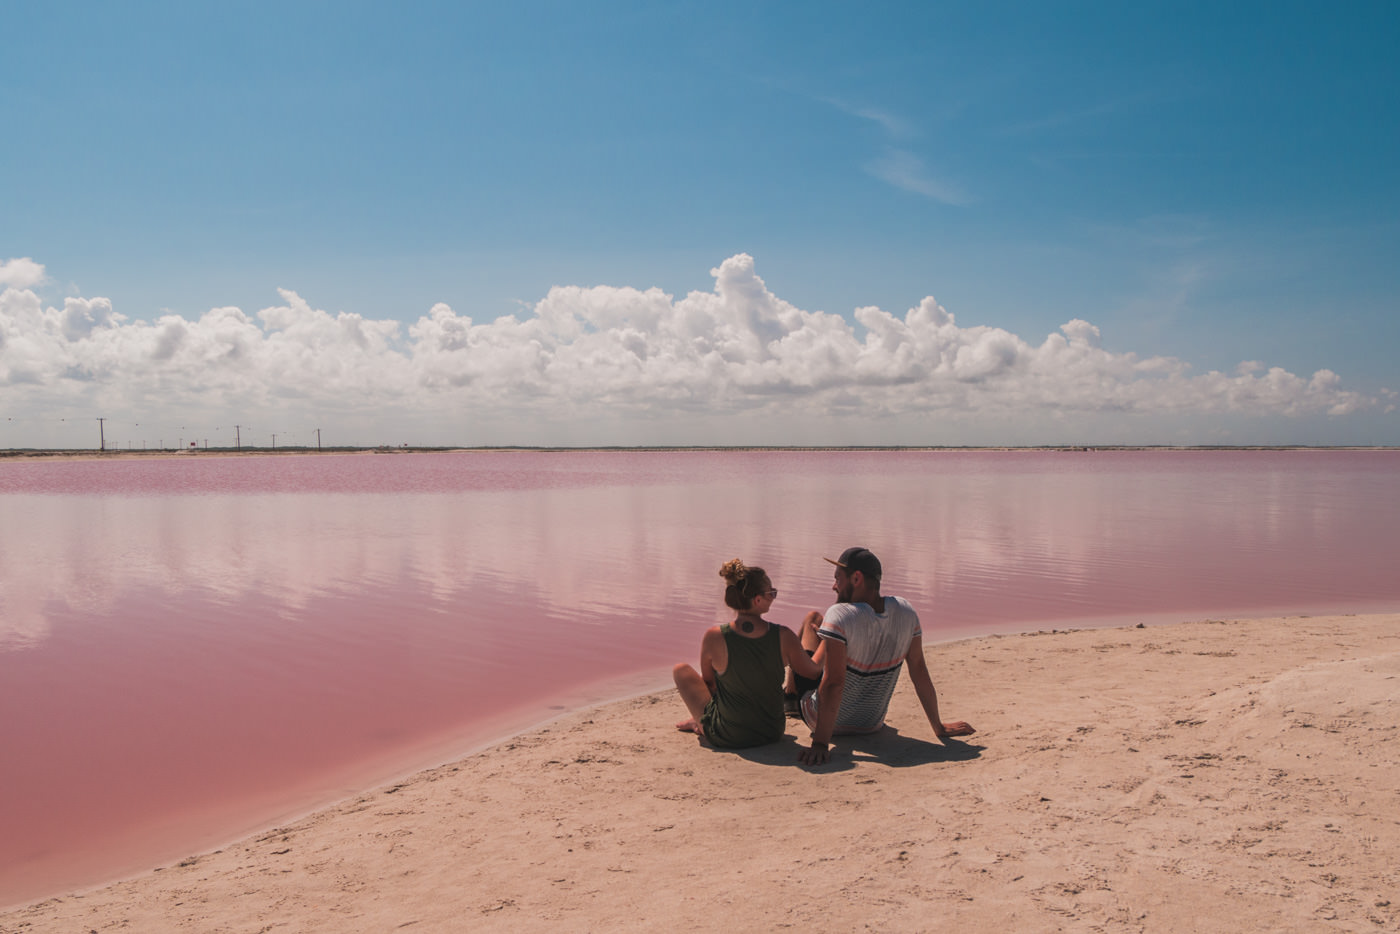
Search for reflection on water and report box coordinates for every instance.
[2,449,1398,905]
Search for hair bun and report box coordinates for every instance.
[718,558,748,585]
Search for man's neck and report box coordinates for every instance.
[853,589,886,614]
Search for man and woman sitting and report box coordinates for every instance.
[673,547,974,764]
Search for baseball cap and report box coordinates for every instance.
[823,546,882,581]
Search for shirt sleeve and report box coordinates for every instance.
[892,597,921,639]
[818,604,850,644]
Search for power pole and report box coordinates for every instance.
[235,425,241,450]
[316,428,321,451]
[97,417,105,452]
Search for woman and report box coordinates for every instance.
[673,559,824,748]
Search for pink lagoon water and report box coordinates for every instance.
[2,448,1398,905]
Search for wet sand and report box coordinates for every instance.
[2,613,1397,932]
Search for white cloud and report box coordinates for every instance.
[821,96,912,138]
[0,253,1384,447]
[864,149,969,204]
[818,96,968,204]
[0,257,47,290]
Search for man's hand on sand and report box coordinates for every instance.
[936,721,976,740]
[798,740,830,765]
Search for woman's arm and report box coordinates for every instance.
[779,626,822,681]
[699,626,726,693]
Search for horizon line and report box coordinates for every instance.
[4,443,1399,459]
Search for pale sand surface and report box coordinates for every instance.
[3,614,1397,933]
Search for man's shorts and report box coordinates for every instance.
[799,687,885,735]
[791,649,821,696]
[799,688,820,730]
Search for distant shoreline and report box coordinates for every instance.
[3,443,1397,461]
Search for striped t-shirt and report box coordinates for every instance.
[816,596,921,733]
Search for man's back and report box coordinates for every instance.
[818,596,921,732]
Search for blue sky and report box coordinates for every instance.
[3,1,1397,448]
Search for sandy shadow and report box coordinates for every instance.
[841,726,983,768]
[701,727,983,771]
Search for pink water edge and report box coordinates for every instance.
[2,449,1398,907]
[1,581,671,907]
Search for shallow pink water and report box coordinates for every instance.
[2,449,1398,905]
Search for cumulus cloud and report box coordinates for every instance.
[0,257,48,290]
[0,253,1384,446]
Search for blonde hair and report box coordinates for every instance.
[719,558,769,612]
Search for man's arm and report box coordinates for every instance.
[799,638,846,765]
[905,635,975,742]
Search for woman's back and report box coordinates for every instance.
[704,623,785,748]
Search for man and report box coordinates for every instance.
[797,546,975,766]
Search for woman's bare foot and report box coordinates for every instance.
[675,718,704,735]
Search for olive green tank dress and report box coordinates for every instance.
[699,622,785,748]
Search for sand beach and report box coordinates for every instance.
[2,613,1396,932]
